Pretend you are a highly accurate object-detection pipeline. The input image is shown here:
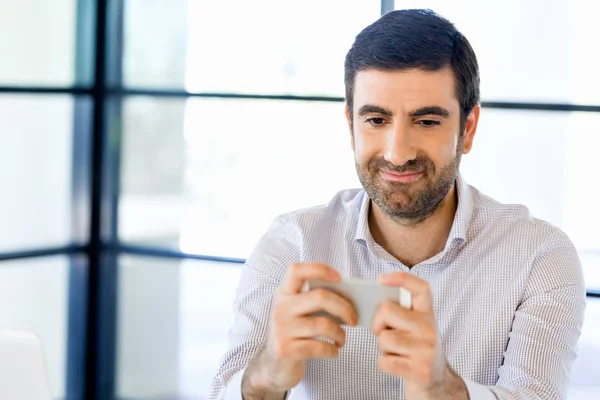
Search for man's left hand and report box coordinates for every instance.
[371,272,468,400]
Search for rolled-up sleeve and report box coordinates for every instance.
[205,216,300,400]
[469,233,586,399]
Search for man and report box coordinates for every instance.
[207,9,585,400]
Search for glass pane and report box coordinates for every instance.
[0,255,75,399]
[116,255,242,399]
[0,0,78,86]
[569,297,600,398]
[0,95,90,252]
[395,0,600,104]
[119,97,360,258]
[123,0,380,95]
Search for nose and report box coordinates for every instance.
[384,123,417,166]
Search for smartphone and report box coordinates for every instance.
[301,277,412,328]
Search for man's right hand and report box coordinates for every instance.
[241,262,358,399]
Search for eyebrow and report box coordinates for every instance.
[357,104,450,118]
[408,106,450,118]
[357,105,393,117]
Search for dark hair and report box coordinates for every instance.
[344,9,480,133]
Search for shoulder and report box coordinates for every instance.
[275,188,365,233]
[245,189,364,279]
[469,185,582,289]
[470,185,572,248]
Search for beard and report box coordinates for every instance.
[356,142,463,225]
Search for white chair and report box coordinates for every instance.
[0,330,52,400]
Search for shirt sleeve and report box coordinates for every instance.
[468,231,586,400]
[205,216,300,400]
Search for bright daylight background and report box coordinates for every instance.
[0,0,598,399]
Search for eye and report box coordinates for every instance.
[366,117,386,127]
[417,119,441,128]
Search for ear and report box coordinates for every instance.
[345,103,355,151]
[462,104,480,155]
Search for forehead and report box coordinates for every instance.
[352,68,459,113]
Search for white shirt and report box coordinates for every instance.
[207,175,586,399]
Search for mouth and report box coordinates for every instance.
[380,169,424,183]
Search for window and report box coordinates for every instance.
[119,97,358,259]
[0,95,90,252]
[0,0,80,86]
[396,0,600,104]
[0,256,79,399]
[1,1,598,399]
[115,256,241,398]
[123,0,380,96]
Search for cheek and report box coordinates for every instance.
[353,130,382,163]
[428,133,459,166]
[352,133,367,163]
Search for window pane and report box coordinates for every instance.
[569,297,600,398]
[116,255,241,399]
[0,95,90,252]
[395,1,600,104]
[123,0,380,95]
[119,97,360,258]
[0,255,76,399]
[0,0,78,86]
[461,109,600,291]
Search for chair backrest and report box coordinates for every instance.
[0,330,52,400]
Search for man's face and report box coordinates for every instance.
[346,68,479,224]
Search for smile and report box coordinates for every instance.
[380,170,424,183]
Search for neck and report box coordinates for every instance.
[368,184,458,268]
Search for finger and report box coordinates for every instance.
[371,301,424,335]
[287,289,358,326]
[280,263,340,295]
[377,329,423,356]
[378,354,412,379]
[287,316,347,347]
[288,339,340,360]
[378,272,433,312]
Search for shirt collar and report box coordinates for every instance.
[354,173,473,248]
[448,173,472,247]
